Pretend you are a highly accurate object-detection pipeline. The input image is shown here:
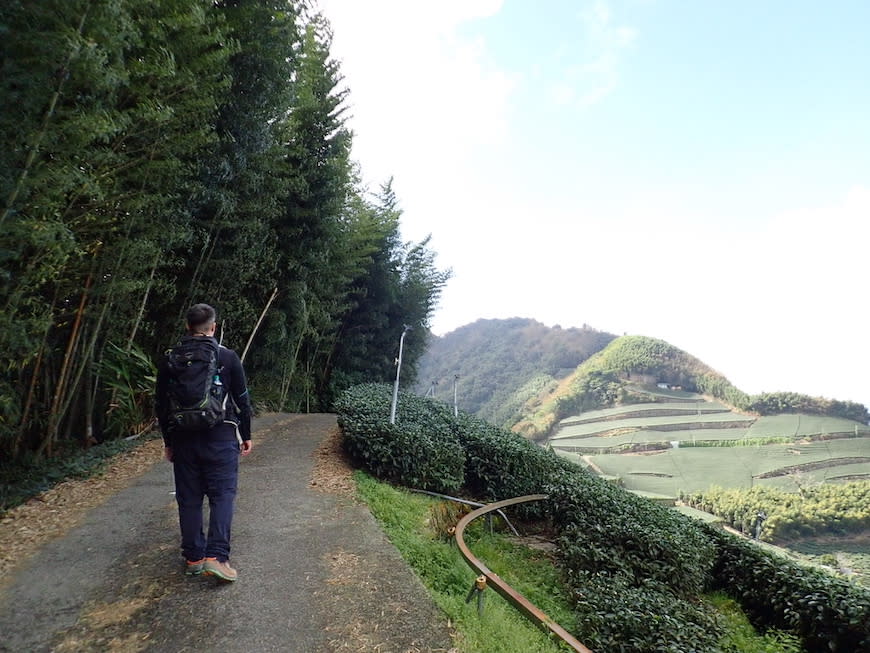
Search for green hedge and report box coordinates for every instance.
[567,571,722,653]
[453,412,575,518]
[334,383,464,493]
[705,525,870,652]
[547,473,716,598]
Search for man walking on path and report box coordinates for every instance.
[156,303,253,582]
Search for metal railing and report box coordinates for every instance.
[453,494,593,653]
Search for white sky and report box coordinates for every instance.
[317,0,870,409]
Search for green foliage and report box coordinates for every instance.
[683,482,870,540]
[568,571,722,652]
[705,524,870,652]
[96,343,157,438]
[334,383,464,493]
[1,0,235,456]
[748,392,869,422]
[0,1,448,462]
[323,181,451,406]
[575,336,750,408]
[548,473,716,599]
[338,383,724,650]
[489,373,558,429]
[554,370,624,418]
[454,411,576,519]
[338,380,870,652]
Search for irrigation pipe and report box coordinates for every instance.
[454,494,593,653]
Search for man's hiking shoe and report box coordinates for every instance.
[184,558,205,575]
[203,558,238,582]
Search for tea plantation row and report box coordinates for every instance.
[335,383,869,652]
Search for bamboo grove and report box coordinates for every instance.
[0,1,450,462]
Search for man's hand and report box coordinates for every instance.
[164,446,173,463]
[241,439,253,456]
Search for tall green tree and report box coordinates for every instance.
[168,0,302,345]
[326,180,451,402]
[246,13,355,410]
[0,0,233,456]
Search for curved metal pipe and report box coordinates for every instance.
[408,488,520,536]
[454,494,593,653]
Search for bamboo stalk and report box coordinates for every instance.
[182,221,222,320]
[127,251,161,349]
[241,287,279,363]
[39,269,94,457]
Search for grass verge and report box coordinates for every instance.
[354,470,577,653]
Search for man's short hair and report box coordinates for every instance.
[186,303,216,332]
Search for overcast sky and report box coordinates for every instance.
[317,0,870,409]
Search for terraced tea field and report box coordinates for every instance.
[548,389,870,496]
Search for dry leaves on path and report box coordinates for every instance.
[310,426,356,497]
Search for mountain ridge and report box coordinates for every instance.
[415,318,869,436]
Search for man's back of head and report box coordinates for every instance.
[186,303,216,334]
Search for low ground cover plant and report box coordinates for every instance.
[0,435,147,514]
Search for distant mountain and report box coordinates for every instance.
[415,323,869,438]
[412,318,616,427]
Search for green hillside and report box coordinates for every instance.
[512,335,869,439]
[413,318,616,427]
[337,383,870,649]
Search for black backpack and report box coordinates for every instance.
[164,336,227,433]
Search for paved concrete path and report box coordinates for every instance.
[0,414,454,652]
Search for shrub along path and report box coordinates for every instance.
[0,414,455,652]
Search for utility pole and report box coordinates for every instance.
[389,325,412,424]
[453,374,460,417]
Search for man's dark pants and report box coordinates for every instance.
[172,424,240,563]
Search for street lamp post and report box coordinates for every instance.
[453,374,460,417]
[389,325,411,424]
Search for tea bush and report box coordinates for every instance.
[568,571,722,652]
[334,383,464,493]
[705,524,870,652]
[454,412,575,518]
[548,472,716,598]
